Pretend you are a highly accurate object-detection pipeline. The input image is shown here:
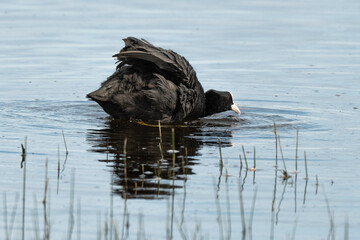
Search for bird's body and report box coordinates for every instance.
[87,37,240,123]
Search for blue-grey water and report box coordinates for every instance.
[1,0,360,239]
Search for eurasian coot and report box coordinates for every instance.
[87,37,240,123]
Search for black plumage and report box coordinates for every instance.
[87,37,240,123]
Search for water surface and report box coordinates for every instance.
[1,0,360,239]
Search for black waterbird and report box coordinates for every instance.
[87,37,240,123]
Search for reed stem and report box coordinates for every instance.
[57,144,60,194]
[3,193,8,240]
[218,138,223,168]
[304,151,308,179]
[77,198,81,240]
[295,129,299,171]
[67,169,75,240]
[253,147,256,169]
[62,130,69,155]
[158,121,164,160]
[277,134,287,172]
[242,145,248,170]
[185,147,188,176]
[322,186,335,240]
[344,214,349,240]
[239,154,243,178]
[171,128,176,176]
[239,184,246,240]
[214,180,224,240]
[21,137,27,240]
[123,138,128,191]
[248,186,258,240]
[273,122,278,168]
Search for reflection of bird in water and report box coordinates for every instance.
[87,118,238,199]
[87,37,240,123]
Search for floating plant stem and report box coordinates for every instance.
[253,147,256,170]
[158,120,163,143]
[166,197,170,240]
[304,151,308,179]
[67,169,75,240]
[252,147,256,184]
[170,179,175,240]
[218,138,223,168]
[114,221,119,240]
[141,164,145,178]
[239,154,243,176]
[21,136,27,240]
[97,212,101,240]
[77,198,81,240]
[181,156,185,176]
[270,167,278,240]
[4,193,21,240]
[121,196,128,240]
[273,122,278,168]
[43,158,50,240]
[32,194,40,240]
[217,138,224,192]
[171,128,176,177]
[170,128,176,240]
[57,144,60,194]
[303,177,308,205]
[294,173,297,213]
[156,122,163,185]
[43,158,49,204]
[110,170,114,240]
[248,186,258,240]
[177,191,189,240]
[290,217,298,240]
[295,129,299,171]
[242,145,248,170]
[123,137,128,191]
[21,140,26,168]
[322,186,335,240]
[106,139,109,161]
[277,134,287,172]
[226,177,232,240]
[158,120,164,160]
[47,186,52,240]
[344,214,349,240]
[156,144,162,178]
[137,213,146,240]
[3,193,9,240]
[9,193,20,240]
[62,130,69,155]
[214,180,224,240]
[61,151,69,177]
[276,179,288,224]
[185,147,188,176]
[241,167,248,192]
[238,183,246,240]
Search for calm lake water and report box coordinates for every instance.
[1,0,360,239]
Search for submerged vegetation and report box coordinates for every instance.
[1,123,349,240]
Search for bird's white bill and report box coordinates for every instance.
[231,104,241,114]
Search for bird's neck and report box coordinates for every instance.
[204,97,220,117]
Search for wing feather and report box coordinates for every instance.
[113,37,197,88]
